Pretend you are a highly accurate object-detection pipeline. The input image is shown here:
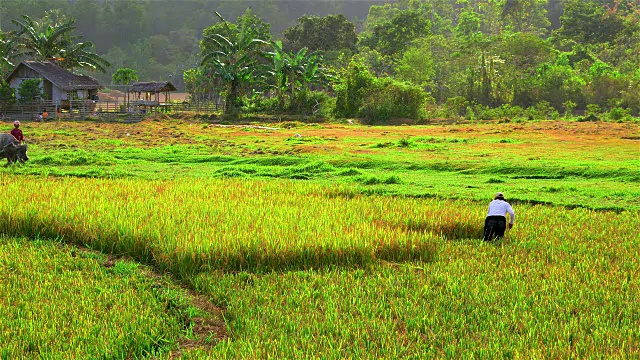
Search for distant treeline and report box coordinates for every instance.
[1,0,391,86]
[1,0,571,87]
[1,0,638,120]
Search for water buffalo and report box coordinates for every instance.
[0,133,28,165]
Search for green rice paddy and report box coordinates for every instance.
[0,118,638,358]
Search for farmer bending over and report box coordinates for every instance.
[483,192,515,241]
[11,121,24,143]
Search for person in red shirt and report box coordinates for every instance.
[10,121,24,143]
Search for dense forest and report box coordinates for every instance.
[1,0,639,120]
[0,0,391,86]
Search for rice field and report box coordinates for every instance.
[0,236,183,358]
[0,118,638,358]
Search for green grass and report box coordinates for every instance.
[7,120,638,211]
[0,237,184,358]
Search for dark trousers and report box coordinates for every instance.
[483,216,506,241]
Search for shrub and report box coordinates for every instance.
[563,100,576,118]
[359,78,427,123]
[291,90,333,117]
[333,56,375,118]
[243,95,282,114]
[607,107,629,122]
[586,104,601,117]
[537,100,560,120]
[0,80,15,110]
[443,96,469,118]
[17,78,44,103]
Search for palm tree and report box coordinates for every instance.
[200,12,267,114]
[12,14,110,72]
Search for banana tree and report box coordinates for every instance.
[265,40,326,111]
[58,41,111,73]
[12,14,110,72]
[200,12,268,115]
[264,40,291,107]
[0,31,19,75]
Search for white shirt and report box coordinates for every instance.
[487,199,515,224]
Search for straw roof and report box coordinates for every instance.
[5,61,102,91]
[130,81,177,93]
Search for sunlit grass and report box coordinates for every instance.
[0,236,183,358]
[1,177,443,275]
[5,119,638,210]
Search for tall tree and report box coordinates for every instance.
[112,67,138,109]
[265,40,326,111]
[498,32,553,107]
[394,38,436,92]
[283,14,357,53]
[0,30,19,75]
[501,0,550,35]
[554,0,625,45]
[358,9,431,56]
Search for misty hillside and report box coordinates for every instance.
[2,0,402,86]
[1,0,626,94]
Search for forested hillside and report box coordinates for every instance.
[1,0,389,86]
[1,0,638,119]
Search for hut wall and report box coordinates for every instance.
[8,77,24,99]
[52,85,68,104]
[43,80,53,101]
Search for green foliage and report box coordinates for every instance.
[608,107,630,122]
[394,38,436,91]
[501,0,550,35]
[454,10,482,38]
[554,0,625,45]
[291,90,332,117]
[111,67,138,85]
[283,14,357,53]
[586,104,601,117]
[200,12,269,115]
[12,12,110,72]
[265,41,328,114]
[183,67,218,104]
[443,96,469,118]
[533,62,586,110]
[563,100,577,117]
[17,78,43,103]
[358,9,431,56]
[0,31,19,75]
[0,80,16,109]
[360,78,427,123]
[333,56,375,118]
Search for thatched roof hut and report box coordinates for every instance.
[130,81,177,104]
[130,81,177,93]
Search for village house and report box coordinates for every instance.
[4,60,102,107]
